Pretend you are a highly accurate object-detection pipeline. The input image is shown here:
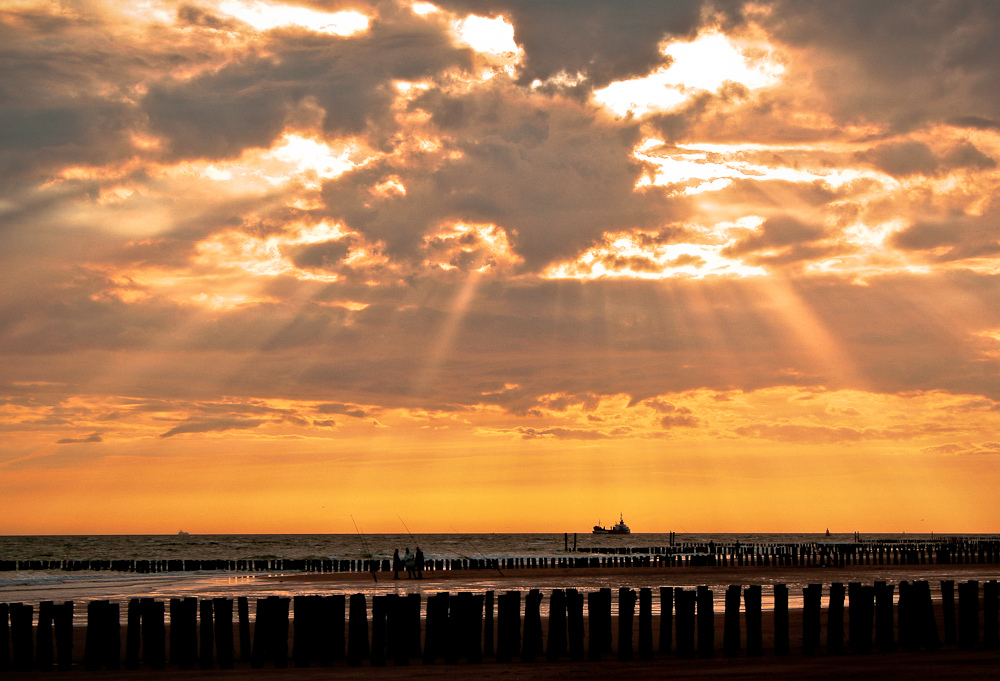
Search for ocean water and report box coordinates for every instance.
[1,533,997,618]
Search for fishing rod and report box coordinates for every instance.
[351,515,378,583]
[452,526,504,578]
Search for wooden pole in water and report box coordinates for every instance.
[617,587,636,661]
[675,588,696,659]
[723,585,740,657]
[828,582,845,655]
[54,601,73,672]
[0,603,8,672]
[638,587,653,661]
[941,580,957,645]
[958,580,979,649]
[696,585,715,658]
[370,595,387,666]
[547,589,567,661]
[659,586,673,654]
[347,593,369,666]
[744,585,762,656]
[36,600,54,672]
[773,584,789,656]
[214,598,235,669]
[875,581,895,653]
[984,580,999,650]
[567,589,585,662]
[125,599,141,669]
[483,591,495,659]
[11,603,33,672]
[802,584,821,654]
[522,589,544,662]
[199,598,214,669]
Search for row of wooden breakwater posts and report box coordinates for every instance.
[2,579,999,671]
[5,539,1000,574]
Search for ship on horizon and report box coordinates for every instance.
[593,513,631,534]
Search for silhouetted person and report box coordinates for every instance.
[415,547,424,579]
[403,547,416,578]
[392,549,402,580]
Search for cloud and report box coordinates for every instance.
[890,202,1000,262]
[159,418,267,438]
[859,140,996,178]
[56,432,102,444]
[316,403,367,418]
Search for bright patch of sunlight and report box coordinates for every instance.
[217,1,370,35]
[594,31,783,117]
[454,14,519,57]
[411,2,438,15]
[544,229,767,280]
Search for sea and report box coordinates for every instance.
[2,533,998,619]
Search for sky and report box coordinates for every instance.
[2,0,1000,534]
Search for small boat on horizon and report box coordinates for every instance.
[593,514,631,534]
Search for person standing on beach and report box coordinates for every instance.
[392,548,402,579]
[415,547,424,579]
[403,547,416,578]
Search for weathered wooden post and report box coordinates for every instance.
[675,588,696,659]
[567,588,585,661]
[744,585,762,656]
[54,601,73,671]
[125,598,141,669]
[659,586,673,654]
[774,584,789,655]
[984,580,999,650]
[146,599,166,669]
[11,603,33,672]
[618,587,636,661]
[587,591,604,661]
[467,593,484,664]
[828,582,845,654]
[238,596,251,663]
[697,585,715,658]
[0,602,8,672]
[875,581,895,653]
[915,581,940,650]
[941,580,956,645]
[724,585,740,657]
[483,591,495,659]
[547,589,567,661]
[848,583,873,654]
[898,581,917,651]
[36,600,54,671]
[370,595,387,666]
[523,589,544,662]
[445,593,462,664]
[347,593,369,666]
[959,580,980,649]
[172,597,196,669]
[317,594,345,665]
[802,584,821,654]
[496,591,521,663]
[214,598,234,669]
[199,598,214,669]
[638,587,653,661]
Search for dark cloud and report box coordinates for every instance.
[890,203,1000,261]
[144,7,474,160]
[56,432,102,444]
[761,0,1000,131]
[324,86,683,270]
[315,403,367,418]
[722,214,845,266]
[515,426,610,440]
[159,417,267,438]
[859,140,996,177]
[432,0,725,89]
[661,414,699,429]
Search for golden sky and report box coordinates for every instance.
[2,0,1000,533]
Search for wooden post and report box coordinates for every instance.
[214,598,235,669]
[236,597,250,663]
[346,594,368,666]
[316,594,344,665]
[638,587,653,661]
[849,583,874,654]
[547,589,567,661]
[941,580,957,645]
[36,600,54,671]
[445,593,462,664]
[744,585,762,656]
[659,586,673,654]
[11,603,33,672]
[497,591,521,663]
[959,580,980,649]
[467,593,484,664]
[774,584,789,655]
[293,595,310,668]
[172,598,196,669]
[54,601,73,672]
[723,585,740,657]
[696,585,715,658]
[915,581,940,650]
[567,588,585,662]
[984,580,999,650]
[84,601,102,671]
[875,581,895,653]
[802,584,821,654]
[483,591,495,659]
[618,587,636,661]
[147,599,166,670]
[199,599,214,669]
[828,582,845,654]
[104,601,121,671]
[370,595,387,666]
[523,589,544,662]
[675,588,696,659]
[0,602,8,672]
[587,591,602,660]
[126,599,141,669]
[898,581,917,651]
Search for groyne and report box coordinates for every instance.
[2,538,998,574]
[1,579,998,671]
